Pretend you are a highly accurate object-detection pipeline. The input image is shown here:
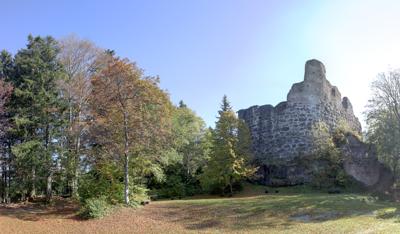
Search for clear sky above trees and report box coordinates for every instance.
[3,0,400,127]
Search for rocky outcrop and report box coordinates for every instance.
[238,59,363,185]
[341,134,393,193]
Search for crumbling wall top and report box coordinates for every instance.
[287,59,345,108]
[304,59,326,82]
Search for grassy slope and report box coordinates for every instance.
[141,185,400,233]
[2,185,400,233]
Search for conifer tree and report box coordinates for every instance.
[201,95,256,195]
[9,35,65,202]
[0,72,13,203]
[0,51,14,80]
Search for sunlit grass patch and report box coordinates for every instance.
[150,184,400,233]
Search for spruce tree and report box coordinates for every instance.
[0,50,14,79]
[9,35,65,202]
[0,53,13,203]
[201,95,256,195]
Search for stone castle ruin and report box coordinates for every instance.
[239,59,392,190]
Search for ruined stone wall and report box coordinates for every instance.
[238,59,362,185]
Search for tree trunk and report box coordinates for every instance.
[21,191,26,202]
[1,166,4,203]
[123,111,130,205]
[393,163,397,182]
[46,172,53,202]
[72,134,81,198]
[5,168,9,203]
[44,122,53,203]
[30,166,36,199]
[72,165,78,197]
[1,162,6,203]
[124,152,129,205]
[5,144,11,203]
[229,177,233,196]
[4,164,9,203]
[68,98,78,197]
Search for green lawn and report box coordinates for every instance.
[3,185,400,233]
[145,185,400,233]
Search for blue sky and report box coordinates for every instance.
[3,1,400,128]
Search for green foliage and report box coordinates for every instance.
[367,109,400,178]
[79,196,110,219]
[78,164,124,204]
[3,35,67,201]
[78,159,150,205]
[129,184,149,206]
[90,56,173,204]
[0,50,14,80]
[200,96,256,195]
[149,102,210,199]
[375,208,399,219]
[156,174,186,198]
[171,103,209,175]
[152,163,203,199]
[310,121,355,189]
[366,70,400,181]
[1,35,260,205]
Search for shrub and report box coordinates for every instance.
[79,196,110,219]
[376,208,398,219]
[310,121,356,189]
[150,165,204,199]
[129,184,149,205]
[78,165,125,204]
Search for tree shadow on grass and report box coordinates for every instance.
[149,193,400,232]
[0,198,80,222]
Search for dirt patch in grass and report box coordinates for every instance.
[0,197,79,222]
[288,211,342,222]
[0,198,188,234]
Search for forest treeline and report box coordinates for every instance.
[0,35,255,207]
[2,34,400,214]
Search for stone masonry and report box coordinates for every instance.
[238,59,362,185]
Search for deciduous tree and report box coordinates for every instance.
[367,70,400,179]
[90,56,172,204]
[58,35,103,197]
